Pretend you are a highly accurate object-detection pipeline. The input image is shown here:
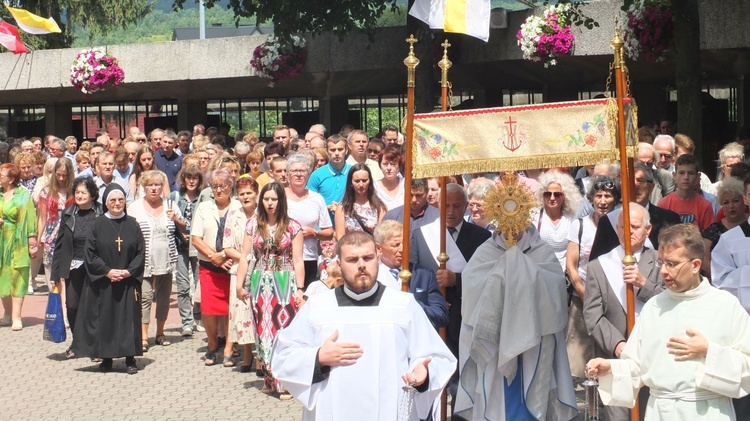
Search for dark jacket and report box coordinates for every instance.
[50,202,104,281]
[409,263,450,330]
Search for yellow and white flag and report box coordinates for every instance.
[409,0,491,42]
[6,6,61,35]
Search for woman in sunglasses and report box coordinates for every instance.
[535,171,582,271]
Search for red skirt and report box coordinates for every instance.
[199,266,230,316]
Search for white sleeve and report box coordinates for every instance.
[696,301,750,399]
[566,218,581,244]
[271,302,325,411]
[711,233,750,312]
[315,193,332,228]
[597,318,644,408]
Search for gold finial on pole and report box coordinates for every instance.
[438,40,452,88]
[404,34,420,88]
[611,18,624,69]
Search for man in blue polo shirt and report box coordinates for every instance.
[307,134,351,208]
[154,130,183,191]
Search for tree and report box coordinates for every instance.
[2,0,152,49]
[172,0,400,42]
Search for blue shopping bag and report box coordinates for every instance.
[43,287,66,343]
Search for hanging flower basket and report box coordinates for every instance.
[623,0,674,62]
[250,35,307,87]
[70,47,125,95]
[517,4,575,68]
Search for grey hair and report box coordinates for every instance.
[446,183,468,204]
[717,176,745,201]
[637,142,659,163]
[618,202,651,227]
[286,153,312,174]
[373,219,403,245]
[536,171,582,217]
[653,135,676,152]
[719,142,745,164]
[633,162,654,183]
[467,178,494,200]
[234,141,251,155]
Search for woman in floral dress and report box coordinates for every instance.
[38,158,74,288]
[334,163,386,240]
[223,175,258,370]
[237,181,304,400]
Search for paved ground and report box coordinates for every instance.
[2,277,589,420]
[0,278,301,421]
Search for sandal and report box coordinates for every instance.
[204,350,217,366]
[65,347,76,359]
[223,355,235,367]
[155,335,171,346]
[260,385,274,394]
[142,341,149,353]
[279,393,294,401]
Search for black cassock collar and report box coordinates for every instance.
[335,283,385,307]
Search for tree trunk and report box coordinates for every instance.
[672,0,702,161]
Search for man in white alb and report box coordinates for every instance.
[271,231,456,420]
[588,224,750,420]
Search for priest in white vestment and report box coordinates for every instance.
[271,232,456,421]
[588,224,750,421]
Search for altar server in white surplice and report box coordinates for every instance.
[588,224,750,421]
[271,231,456,421]
[711,176,750,314]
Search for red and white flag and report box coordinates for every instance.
[0,21,28,54]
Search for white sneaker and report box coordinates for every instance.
[181,327,194,336]
[11,320,22,331]
[195,321,205,332]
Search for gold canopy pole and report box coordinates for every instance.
[437,40,451,299]
[400,35,419,293]
[435,39,452,421]
[612,25,639,421]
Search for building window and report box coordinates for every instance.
[502,89,543,106]
[72,101,177,140]
[0,105,46,138]
[348,95,406,137]
[207,97,319,137]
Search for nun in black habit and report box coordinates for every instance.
[71,183,145,374]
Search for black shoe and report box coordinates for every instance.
[99,358,113,372]
[125,357,138,375]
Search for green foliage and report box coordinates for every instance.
[72,7,256,47]
[173,0,401,42]
[541,1,600,29]
[2,0,152,49]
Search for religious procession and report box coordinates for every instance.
[0,0,749,420]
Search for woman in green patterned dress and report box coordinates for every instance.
[0,163,38,330]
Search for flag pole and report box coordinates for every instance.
[436,38,452,421]
[611,25,639,421]
[400,35,419,293]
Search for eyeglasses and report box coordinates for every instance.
[367,148,382,154]
[660,154,673,160]
[656,259,690,273]
[211,184,231,191]
[221,157,239,164]
[543,191,563,199]
[289,169,307,175]
[593,181,615,191]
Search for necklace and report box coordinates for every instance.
[107,217,125,253]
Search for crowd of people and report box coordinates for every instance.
[3,119,750,420]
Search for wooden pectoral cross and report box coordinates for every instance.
[115,236,123,253]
